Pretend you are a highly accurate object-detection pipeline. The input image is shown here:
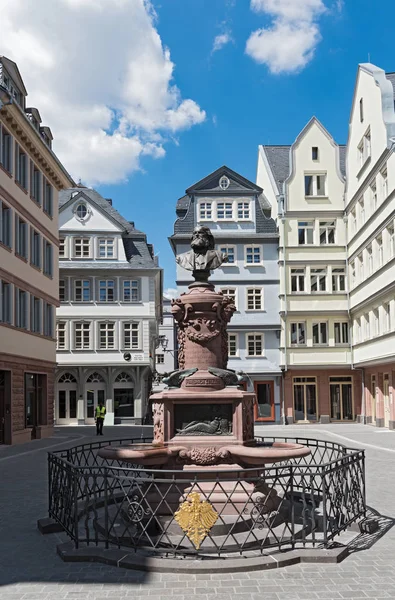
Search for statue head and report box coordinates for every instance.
[191,226,215,253]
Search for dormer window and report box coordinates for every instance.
[98,238,115,259]
[76,203,87,219]
[219,175,230,190]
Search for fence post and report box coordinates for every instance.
[321,467,327,547]
[104,467,109,550]
[48,454,52,518]
[290,465,295,550]
[73,470,79,549]
[362,451,367,518]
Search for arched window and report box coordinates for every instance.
[87,372,105,383]
[58,373,77,384]
[115,372,133,383]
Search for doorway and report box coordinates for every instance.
[85,372,106,423]
[254,381,274,421]
[371,375,377,424]
[384,374,390,429]
[57,373,78,424]
[293,377,317,422]
[329,376,353,421]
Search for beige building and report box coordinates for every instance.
[0,56,74,444]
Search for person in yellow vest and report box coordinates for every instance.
[95,400,106,436]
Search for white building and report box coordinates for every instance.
[55,187,162,425]
[152,296,177,392]
[346,64,395,429]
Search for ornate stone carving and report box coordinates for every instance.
[177,446,232,466]
[242,396,254,441]
[153,402,164,443]
[207,367,244,387]
[176,417,231,436]
[186,317,220,344]
[162,368,198,388]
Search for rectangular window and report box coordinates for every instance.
[219,245,235,264]
[387,224,395,258]
[293,377,317,422]
[359,198,365,225]
[304,174,326,196]
[43,240,53,277]
[372,308,379,337]
[123,280,139,302]
[1,281,12,324]
[74,279,91,302]
[1,127,12,173]
[311,268,326,293]
[59,238,66,258]
[247,288,263,310]
[312,147,319,160]
[44,303,53,337]
[30,296,42,334]
[358,254,364,282]
[15,144,28,190]
[15,214,28,258]
[298,221,314,244]
[359,98,364,122]
[30,228,41,268]
[228,333,238,357]
[156,353,165,364]
[98,238,115,258]
[350,261,356,287]
[332,267,346,292]
[73,237,91,258]
[383,303,391,333]
[381,168,388,200]
[312,322,328,345]
[237,202,250,219]
[59,279,67,302]
[291,268,305,293]
[370,181,377,212]
[290,322,306,346]
[15,288,28,329]
[220,288,237,309]
[99,280,115,302]
[245,245,262,265]
[43,179,53,217]
[56,322,67,350]
[365,314,370,340]
[74,322,91,349]
[319,221,336,244]
[123,322,139,349]
[199,202,212,220]
[334,322,349,344]
[99,322,115,349]
[30,163,41,204]
[351,209,356,233]
[217,202,233,220]
[0,201,12,248]
[247,333,263,356]
[366,245,373,276]
[377,235,383,268]
[358,130,371,167]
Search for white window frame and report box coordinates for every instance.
[156,353,165,364]
[381,167,388,200]
[217,201,234,220]
[56,321,67,350]
[376,235,383,268]
[332,267,346,292]
[73,237,91,259]
[387,223,395,258]
[245,244,263,266]
[98,237,115,259]
[122,279,139,303]
[351,209,356,234]
[310,268,327,293]
[220,287,237,310]
[59,237,67,258]
[123,322,140,350]
[247,333,264,357]
[291,268,305,293]
[99,279,116,302]
[228,332,239,357]
[99,321,116,350]
[304,173,327,197]
[364,314,370,340]
[350,261,356,288]
[334,322,349,345]
[218,245,236,264]
[383,303,391,333]
[74,279,92,302]
[370,181,377,212]
[312,322,328,345]
[198,202,213,221]
[372,308,379,337]
[237,201,251,220]
[246,287,264,311]
[290,322,306,346]
[73,321,91,350]
[358,129,371,168]
[366,245,373,276]
[298,221,314,245]
[319,221,336,245]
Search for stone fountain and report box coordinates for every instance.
[99,226,310,520]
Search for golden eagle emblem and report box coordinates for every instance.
[174,492,218,550]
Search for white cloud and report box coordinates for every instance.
[212,32,233,53]
[246,0,328,74]
[163,288,178,300]
[1,0,206,185]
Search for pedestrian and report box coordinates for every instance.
[95,400,106,436]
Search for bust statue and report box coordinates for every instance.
[176,226,228,283]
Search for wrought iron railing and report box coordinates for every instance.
[48,437,366,557]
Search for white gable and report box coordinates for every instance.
[59,198,124,232]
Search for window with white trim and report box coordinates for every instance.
[123,323,140,349]
[228,333,238,357]
[218,245,235,264]
[30,296,42,334]
[237,202,250,219]
[15,143,28,190]
[99,280,115,302]
[376,235,383,268]
[247,333,264,356]
[358,198,365,225]
[74,279,91,302]
[199,202,212,220]
[30,163,41,204]
[354,318,361,344]
[351,209,356,234]
[312,322,328,345]
[73,237,91,258]
[366,244,373,276]
[332,268,346,292]
[290,322,306,346]
[75,203,88,220]
[359,98,364,122]
[123,280,139,302]
[350,261,356,288]
[388,223,395,258]
[312,146,319,160]
[334,322,349,345]
[156,353,165,364]
[98,238,115,258]
[245,245,262,265]
[217,202,233,220]
[74,322,91,349]
[59,237,66,258]
[304,174,326,196]
[381,167,388,200]
[99,322,115,349]
[370,181,377,212]
[220,288,237,309]
[311,269,326,293]
[358,129,371,167]
[15,214,28,259]
[15,288,28,329]
[59,279,67,302]
[44,303,54,337]
[56,321,67,350]
[291,268,305,293]
[298,221,314,245]
[358,254,364,282]
[247,288,263,310]
[372,308,379,337]
[0,281,12,324]
[30,228,41,269]
[43,240,53,277]
[319,221,335,244]
[383,303,391,333]
[364,314,370,340]
[0,201,12,248]
[0,127,12,174]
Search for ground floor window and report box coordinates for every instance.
[87,389,105,418]
[114,388,134,417]
[329,376,353,420]
[254,381,274,421]
[25,373,44,428]
[293,377,317,421]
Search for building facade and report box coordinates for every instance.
[170,166,282,422]
[257,118,362,424]
[0,56,74,445]
[55,187,162,426]
[346,64,395,428]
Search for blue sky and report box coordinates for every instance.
[3,0,395,291]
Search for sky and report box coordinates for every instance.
[2,0,395,292]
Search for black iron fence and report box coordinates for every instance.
[48,437,365,557]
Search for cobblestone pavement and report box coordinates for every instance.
[1,423,395,599]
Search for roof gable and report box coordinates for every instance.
[0,56,28,96]
[186,165,262,195]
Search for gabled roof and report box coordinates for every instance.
[385,72,395,99]
[0,56,28,96]
[186,165,263,195]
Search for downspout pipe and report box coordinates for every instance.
[278,193,287,425]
